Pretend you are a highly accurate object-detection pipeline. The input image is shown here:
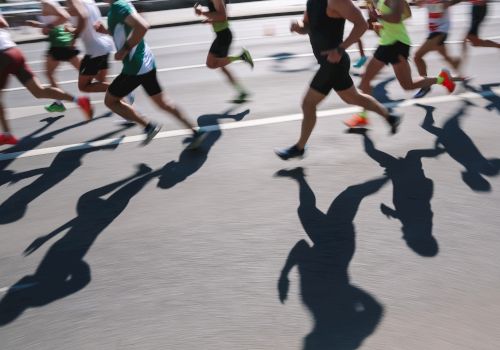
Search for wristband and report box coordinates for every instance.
[336,46,346,55]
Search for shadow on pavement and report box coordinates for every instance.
[276,167,385,349]
[157,108,249,189]
[359,132,443,257]
[0,112,113,187]
[269,52,317,74]
[0,164,156,326]
[464,81,500,114]
[0,124,133,225]
[417,102,500,192]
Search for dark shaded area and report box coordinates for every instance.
[360,132,443,257]
[372,77,405,107]
[0,124,132,225]
[269,52,317,74]
[276,167,385,350]
[157,108,249,189]
[0,112,113,187]
[464,81,500,114]
[418,102,500,192]
[0,164,156,326]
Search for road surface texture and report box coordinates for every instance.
[1,4,500,350]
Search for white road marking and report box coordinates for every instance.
[0,283,37,294]
[1,87,499,162]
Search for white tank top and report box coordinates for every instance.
[426,0,450,33]
[80,0,114,57]
[0,28,16,51]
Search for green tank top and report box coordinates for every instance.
[49,26,74,48]
[377,0,411,46]
[212,21,229,32]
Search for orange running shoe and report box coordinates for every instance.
[344,114,369,128]
[0,133,18,145]
[438,69,456,93]
[77,96,94,120]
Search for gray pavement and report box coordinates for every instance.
[1,4,500,350]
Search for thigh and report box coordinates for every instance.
[360,56,385,87]
[45,54,60,73]
[331,54,354,92]
[303,87,327,109]
[416,34,445,56]
[310,64,336,96]
[140,70,163,97]
[209,28,232,58]
[108,74,141,98]
[392,58,414,87]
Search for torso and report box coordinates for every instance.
[425,0,450,33]
[80,0,114,57]
[0,29,16,51]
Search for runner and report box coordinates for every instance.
[413,0,462,98]
[25,0,81,113]
[0,15,93,146]
[275,0,402,160]
[104,0,206,147]
[344,0,456,128]
[194,0,254,103]
[354,40,368,68]
[463,0,500,54]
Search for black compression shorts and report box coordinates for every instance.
[47,47,80,61]
[427,32,448,46]
[310,53,353,95]
[374,41,410,65]
[468,4,487,37]
[108,69,162,98]
[209,28,232,58]
[79,54,109,76]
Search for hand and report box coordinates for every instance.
[25,20,39,28]
[278,276,290,304]
[194,2,202,16]
[322,48,342,64]
[290,19,302,33]
[114,48,129,61]
[369,8,381,20]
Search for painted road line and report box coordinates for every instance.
[1,87,499,162]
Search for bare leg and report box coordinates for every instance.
[414,35,444,77]
[468,34,500,49]
[358,56,385,95]
[104,92,147,127]
[0,95,10,133]
[393,57,437,91]
[78,69,109,93]
[45,55,60,89]
[24,77,75,102]
[296,88,327,150]
[337,86,390,119]
[206,53,233,69]
[149,92,194,130]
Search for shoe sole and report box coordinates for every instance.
[142,127,161,146]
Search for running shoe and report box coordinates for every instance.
[77,97,94,120]
[353,56,367,68]
[0,133,18,145]
[344,114,369,128]
[44,101,66,113]
[387,113,402,135]
[142,123,161,146]
[231,91,250,104]
[274,145,305,160]
[438,69,456,93]
[241,48,254,69]
[187,130,208,150]
[414,86,431,98]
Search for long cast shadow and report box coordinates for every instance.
[464,81,500,114]
[157,108,249,189]
[418,102,500,192]
[0,112,113,187]
[0,164,156,326]
[360,133,444,257]
[0,124,133,225]
[371,77,405,107]
[276,167,386,349]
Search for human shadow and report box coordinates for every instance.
[0,124,133,225]
[0,164,156,326]
[372,77,405,107]
[359,132,444,257]
[269,52,317,73]
[417,102,500,192]
[276,167,386,349]
[156,108,249,189]
[464,81,500,114]
[0,112,113,187]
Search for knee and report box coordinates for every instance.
[400,82,414,91]
[301,99,317,113]
[78,81,89,93]
[104,93,117,109]
[206,60,217,69]
[31,87,44,99]
[414,52,424,61]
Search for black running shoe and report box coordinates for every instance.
[142,123,161,145]
[241,48,254,69]
[414,87,431,99]
[187,130,208,150]
[387,114,402,135]
[231,91,250,104]
[274,145,305,160]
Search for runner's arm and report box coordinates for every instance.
[290,11,310,34]
[115,12,150,60]
[194,0,227,22]
[41,0,71,27]
[376,0,404,23]
[66,0,89,38]
[330,0,368,51]
[94,21,109,35]
[0,15,9,28]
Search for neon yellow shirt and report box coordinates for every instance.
[378,0,411,46]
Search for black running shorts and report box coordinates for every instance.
[468,4,487,37]
[47,47,80,61]
[209,28,232,58]
[108,69,162,98]
[427,32,447,46]
[310,53,353,95]
[79,54,109,76]
[374,41,410,65]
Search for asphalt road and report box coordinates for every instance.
[1,4,500,350]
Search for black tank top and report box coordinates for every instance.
[207,0,228,12]
[307,0,345,63]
